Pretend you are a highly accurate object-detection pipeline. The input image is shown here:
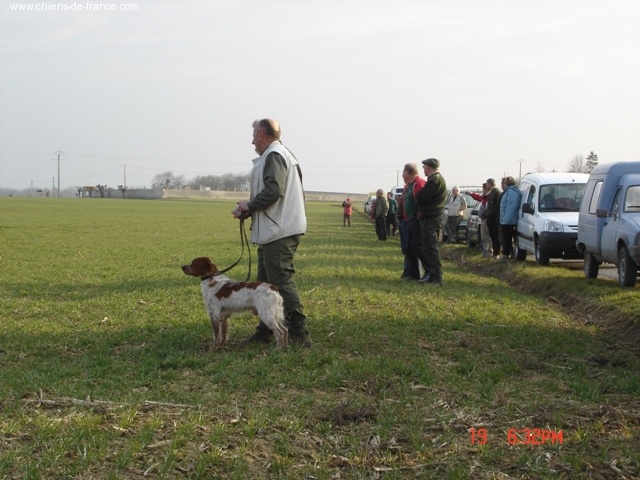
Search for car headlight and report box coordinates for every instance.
[544,221,563,233]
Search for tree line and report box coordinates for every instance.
[150,171,251,191]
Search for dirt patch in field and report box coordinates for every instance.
[443,248,640,357]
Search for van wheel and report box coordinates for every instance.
[515,237,527,261]
[618,246,637,287]
[584,251,600,278]
[534,238,549,265]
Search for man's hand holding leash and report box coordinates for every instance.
[232,201,251,219]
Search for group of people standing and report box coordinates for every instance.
[365,165,522,286]
[396,159,448,286]
[361,160,452,286]
[466,176,521,261]
[234,116,520,350]
[363,189,400,241]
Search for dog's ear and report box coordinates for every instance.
[194,257,218,275]
[203,257,219,275]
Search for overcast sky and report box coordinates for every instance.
[1,0,638,194]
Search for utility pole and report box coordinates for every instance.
[517,159,524,184]
[53,150,64,197]
[124,164,127,188]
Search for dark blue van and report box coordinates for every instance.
[577,161,640,287]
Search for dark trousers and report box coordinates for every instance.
[487,215,500,256]
[398,219,411,277]
[256,234,307,336]
[375,215,387,240]
[499,224,517,256]
[419,216,442,278]
[386,214,398,236]
[406,218,428,279]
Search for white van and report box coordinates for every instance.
[515,172,589,265]
[391,185,404,201]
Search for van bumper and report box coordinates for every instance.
[538,232,583,259]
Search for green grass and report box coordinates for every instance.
[0,197,638,479]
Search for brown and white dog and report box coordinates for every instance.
[181,257,288,349]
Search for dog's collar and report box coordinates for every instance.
[200,274,216,281]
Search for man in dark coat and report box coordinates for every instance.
[484,178,502,257]
[416,158,447,286]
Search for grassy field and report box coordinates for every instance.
[0,197,638,479]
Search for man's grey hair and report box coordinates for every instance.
[403,163,419,175]
[253,119,281,140]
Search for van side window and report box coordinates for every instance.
[588,181,603,214]
[624,185,640,212]
[611,188,621,215]
[526,185,535,210]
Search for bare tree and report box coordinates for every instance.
[567,154,587,173]
[151,171,186,189]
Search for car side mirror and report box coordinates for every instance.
[522,203,534,215]
[596,208,609,218]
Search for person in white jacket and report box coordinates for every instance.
[233,119,311,347]
[443,186,467,243]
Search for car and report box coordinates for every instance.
[457,190,481,242]
[515,172,589,265]
[466,204,482,248]
[576,161,640,287]
[363,195,376,215]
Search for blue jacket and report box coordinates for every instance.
[500,186,521,225]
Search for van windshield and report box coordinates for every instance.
[538,183,586,212]
[624,185,640,212]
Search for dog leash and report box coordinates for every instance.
[217,214,252,281]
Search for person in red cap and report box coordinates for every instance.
[342,197,352,226]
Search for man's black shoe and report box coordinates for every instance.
[401,276,419,281]
[288,331,312,348]
[242,328,273,344]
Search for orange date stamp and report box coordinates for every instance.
[469,428,563,445]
